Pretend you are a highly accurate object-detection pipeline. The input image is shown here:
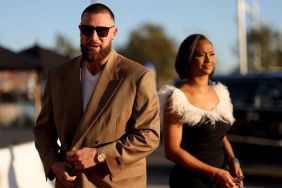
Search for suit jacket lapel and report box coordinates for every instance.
[61,56,83,150]
[71,50,123,148]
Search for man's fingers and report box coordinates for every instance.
[63,175,76,188]
[67,150,81,163]
[66,149,77,157]
[66,174,77,182]
[67,154,79,163]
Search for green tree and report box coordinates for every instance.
[247,25,282,71]
[53,33,80,58]
[117,23,177,86]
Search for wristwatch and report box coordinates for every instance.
[95,149,106,163]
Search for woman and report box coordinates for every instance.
[159,34,244,188]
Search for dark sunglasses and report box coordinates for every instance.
[79,25,114,37]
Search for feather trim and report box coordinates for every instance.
[158,83,235,126]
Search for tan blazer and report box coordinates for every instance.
[33,50,160,188]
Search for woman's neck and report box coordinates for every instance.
[186,76,209,87]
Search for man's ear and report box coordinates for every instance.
[112,27,118,40]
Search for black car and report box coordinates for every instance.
[175,72,282,166]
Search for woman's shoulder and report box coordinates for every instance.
[158,84,190,126]
[158,84,178,94]
[158,84,198,125]
[158,84,187,107]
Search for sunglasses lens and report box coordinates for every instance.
[79,25,112,37]
[96,27,109,37]
[79,25,94,36]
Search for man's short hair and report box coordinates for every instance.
[81,3,115,21]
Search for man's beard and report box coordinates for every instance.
[80,40,112,63]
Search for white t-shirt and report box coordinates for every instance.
[81,63,101,111]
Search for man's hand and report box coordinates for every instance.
[66,147,97,170]
[51,162,76,188]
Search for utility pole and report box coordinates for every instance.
[237,0,248,75]
[237,0,261,74]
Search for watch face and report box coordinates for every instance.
[97,153,105,162]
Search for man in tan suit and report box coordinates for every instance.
[33,3,160,188]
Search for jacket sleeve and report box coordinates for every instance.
[33,71,60,180]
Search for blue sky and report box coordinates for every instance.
[0,0,281,74]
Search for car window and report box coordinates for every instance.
[254,80,282,109]
[217,79,258,109]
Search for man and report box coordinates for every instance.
[33,3,160,188]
